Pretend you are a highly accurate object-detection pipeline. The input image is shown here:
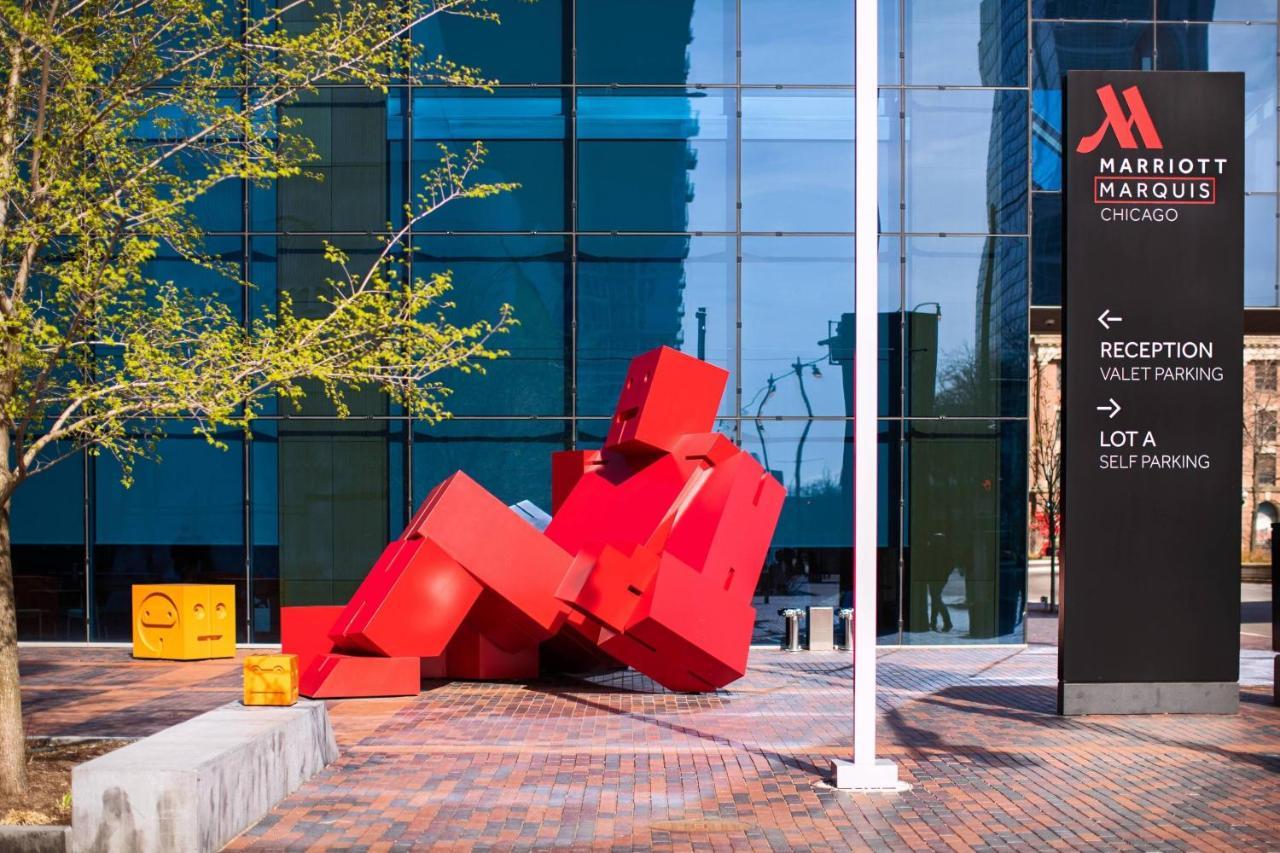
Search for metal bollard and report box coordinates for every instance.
[839,608,854,651]
[778,608,804,651]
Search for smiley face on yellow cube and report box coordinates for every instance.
[132,584,236,660]
[243,654,299,706]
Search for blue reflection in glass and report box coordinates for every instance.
[578,89,734,232]
[577,236,734,416]
[414,0,565,84]
[906,90,1028,234]
[742,90,854,233]
[578,0,734,84]
[145,237,244,308]
[11,444,85,641]
[410,90,568,232]
[1033,1,1152,19]
[412,236,569,415]
[1158,23,1277,192]
[1246,194,1278,307]
[94,426,246,641]
[740,236,899,418]
[1031,21,1156,191]
[905,0,1027,86]
[413,420,565,512]
[905,236,1028,419]
[1158,0,1280,20]
[1031,192,1062,306]
[743,0,895,83]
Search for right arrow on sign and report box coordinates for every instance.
[1095,398,1122,419]
[1097,308,1124,330]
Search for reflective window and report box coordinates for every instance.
[742,0,856,84]
[902,419,1026,644]
[578,0,734,84]
[93,426,246,642]
[741,91,900,233]
[414,0,566,85]
[1158,23,1278,192]
[1158,1,1280,21]
[412,236,569,416]
[250,423,280,642]
[277,89,396,232]
[577,236,735,417]
[740,236,899,418]
[410,90,568,232]
[1031,192,1062,306]
[11,446,85,642]
[905,236,1028,419]
[905,89,1029,234]
[1032,1,1153,19]
[904,0,1027,87]
[1246,194,1279,307]
[413,419,565,512]
[741,420,901,644]
[145,237,244,309]
[578,89,735,233]
[274,419,391,608]
[1031,22,1155,192]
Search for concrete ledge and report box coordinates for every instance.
[1060,681,1239,715]
[71,700,337,853]
[0,825,69,853]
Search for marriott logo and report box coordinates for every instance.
[1076,84,1163,154]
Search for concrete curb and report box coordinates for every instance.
[70,700,337,853]
[0,825,70,853]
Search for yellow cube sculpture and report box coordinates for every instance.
[243,654,299,706]
[132,584,236,660]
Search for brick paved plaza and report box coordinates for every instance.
[19,641,1279,850]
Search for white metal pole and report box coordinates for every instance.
[832,0,898,791]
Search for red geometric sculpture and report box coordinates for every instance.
[286,346,784,696]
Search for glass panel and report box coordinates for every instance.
[1158,1,1280,21]
[93,426,246,642]
[902,418,1026,644]
[905,89,1029,235]
[145,236,244,309]
[1157,23,1277,192]
[904,0,1027,87]
[741,90,899,233]
[1246,194,1278,307]
[413,0,566,85]
[577,0,734,84]
[11,446,85,641]
[576,235,735,417]
[1031,22,1156,192]
[410,89,568,232]
[740,236,900,418]
[741,0,859,84]
[741,420,901,644]
[577,89,735,233]
[1032,1,1154,19]
[276,88,395,232]
[411,236,569,416]
[905,236,1029,419]
[413,419,566,512]
[275,419,389,609]
[250,422,279,642]
[1031,191,1062,305]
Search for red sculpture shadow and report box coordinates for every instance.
[286,346,785,696]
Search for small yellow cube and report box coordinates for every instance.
[132,584,236,660]
[243,654,299,706]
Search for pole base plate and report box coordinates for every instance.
[829,758,903,791]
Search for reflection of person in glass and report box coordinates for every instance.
[922,531,953,633]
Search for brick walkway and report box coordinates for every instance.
[18,644,1280,850]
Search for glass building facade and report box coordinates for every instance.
[10,1,1278,647]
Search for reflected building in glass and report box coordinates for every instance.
[10,1,1279,648]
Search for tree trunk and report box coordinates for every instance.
[0,495,27,796]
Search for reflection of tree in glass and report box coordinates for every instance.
[933,344,994,416]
